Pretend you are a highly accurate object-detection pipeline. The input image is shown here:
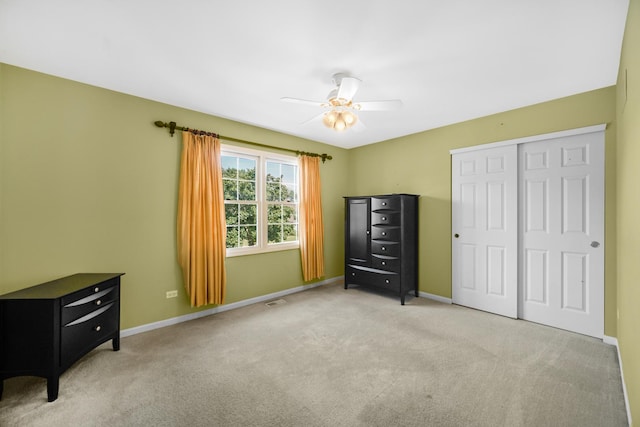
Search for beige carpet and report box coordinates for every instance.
[0,283,628,426]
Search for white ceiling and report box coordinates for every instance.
[0,0,629,149]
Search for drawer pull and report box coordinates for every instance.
[96,300,102,306]
[382,217,387,221]
[382,232,387,236]
[381,246,386,251]
[381,261,386,266]
[351,272,356,276]
[94,287,100,293]
[385,279,390,284]
[382,202,387,206]
[95,325,101,332]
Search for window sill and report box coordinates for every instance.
[226,242,300,258]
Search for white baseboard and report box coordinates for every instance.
[121,276,343,338]
[603,335,632,426]
[419,291,452,304]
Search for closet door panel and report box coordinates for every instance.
[519,133,604,338]
[452,145,518,318]
[524,249,548,304]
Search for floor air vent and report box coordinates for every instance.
[265,299,287,307]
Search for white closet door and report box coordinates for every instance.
[519,133,604,338]
[452,145,518,318]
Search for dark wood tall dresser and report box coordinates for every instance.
[344,194,419,304]
[0,273,124,402]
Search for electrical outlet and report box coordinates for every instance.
[166,290,178,299]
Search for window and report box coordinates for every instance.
[221,145,299,256]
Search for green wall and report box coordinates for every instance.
[347,87,618,337]
[0,64,348,329]
[616,0,639,423]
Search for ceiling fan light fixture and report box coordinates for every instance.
[342,110,357,126]
[322,110,338,127]
[323,109,358,131]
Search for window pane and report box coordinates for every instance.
[268,224,282,244]
[225,204,239,225]
[238,181,256,201]
[223,180,237,200]
[283,205,297,223]
[266,182,280,202]
[267,204,282,223]
[239,226,257,247]
[266,162,280,182]
[283,224,298,242]
[281,164,296,184]
[226,227,239,248]
[238,158,256,180]
[239,204,257,225]
[289,184,298,202]
[281,182,296,202]
[221,156,238,179]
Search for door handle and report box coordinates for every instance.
[591,241,600,248]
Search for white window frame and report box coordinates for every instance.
[221,144,300,257]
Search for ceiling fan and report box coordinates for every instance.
[281,73,402,131]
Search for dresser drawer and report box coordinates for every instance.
[371,255,400,272]
[61,302,118,367]
[61,277,119,306]
[346,266,399,291]
[371,225,400,241]
[371,212,400,226]
[62,285,119,325]
[371,197,400,211]
[371,240,400,257]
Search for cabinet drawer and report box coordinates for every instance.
[61,302,118,367]
[346,267,399,291]
[371,255,400,272]
[371,212,400,226]
[62,285,119,325]
[61,277,119,306]
[371,240,400,257]
[371,225,400,241]
[371,197,400,211]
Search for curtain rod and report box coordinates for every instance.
[154,121,332,163]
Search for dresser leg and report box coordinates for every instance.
[112,336,120,351]
[0,379,4,400]
[47,377,59,402]
[401,295,405,305]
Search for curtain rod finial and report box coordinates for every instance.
[154,121,165,128]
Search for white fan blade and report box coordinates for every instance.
[352,118,366,132]
[281,97,325,108]
[300,112,325,125]
[336,77,361,101]
[354,100,403,111]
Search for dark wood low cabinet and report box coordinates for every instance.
[0,273,124,402]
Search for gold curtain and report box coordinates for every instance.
[177,131,226,307]
[299,155,325,281]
